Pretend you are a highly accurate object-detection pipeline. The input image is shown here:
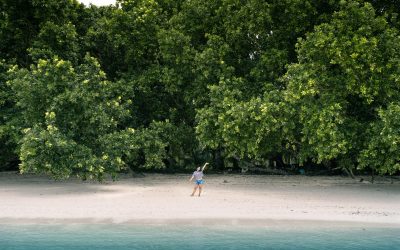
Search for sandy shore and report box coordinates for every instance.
[0,172,399,226]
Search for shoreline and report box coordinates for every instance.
[1,173,399,227]
[1,218,400,229]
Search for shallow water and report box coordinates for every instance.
[1,224,399,250]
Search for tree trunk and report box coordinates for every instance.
[213,149,224,171]
[371,169,375,183]
[343,167,355,179]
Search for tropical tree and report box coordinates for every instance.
[8,56,166,179]
[284,1,400,174]
[0,60,18,170]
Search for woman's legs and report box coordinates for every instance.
[198,184,203,197]
[191,185,199,196]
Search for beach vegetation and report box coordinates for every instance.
[1,0,399,179]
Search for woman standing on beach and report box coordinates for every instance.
[189,163,209,197]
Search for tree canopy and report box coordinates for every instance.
[1,0,399,179]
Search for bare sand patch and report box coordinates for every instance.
[0,172,399,226]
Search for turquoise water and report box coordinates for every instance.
[1,224,399,250]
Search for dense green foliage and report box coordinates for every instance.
[1,0,399,178]
[284,1,400,174]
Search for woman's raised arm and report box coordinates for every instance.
[201,162,209,171]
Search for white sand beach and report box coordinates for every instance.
[0,172,399,226]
